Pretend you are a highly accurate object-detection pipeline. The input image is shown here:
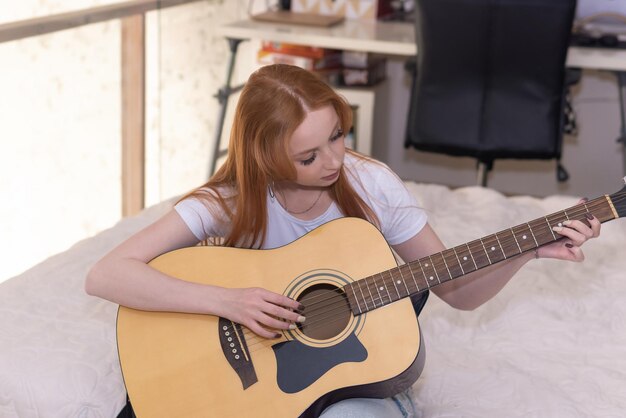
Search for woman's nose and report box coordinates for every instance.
[322,146,342,168]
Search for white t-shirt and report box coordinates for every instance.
[175,154,427,249]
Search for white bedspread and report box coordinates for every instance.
[407,184,626,417]
[1,183,624,417]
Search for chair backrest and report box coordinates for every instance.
[405,0,577,164]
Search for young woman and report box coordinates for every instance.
[86,64,600,417]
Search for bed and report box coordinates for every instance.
[1,182,625,417]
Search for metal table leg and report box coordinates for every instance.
[209,37,244,177]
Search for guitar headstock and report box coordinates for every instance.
[608,177,626,218]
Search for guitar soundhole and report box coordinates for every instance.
[296,284,351,340]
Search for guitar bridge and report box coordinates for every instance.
[218,317,258,390]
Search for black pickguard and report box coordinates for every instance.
[272,333,368,393]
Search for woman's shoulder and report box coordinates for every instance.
[344,152,401,184]
[174,184,235,240]
[179,184,236,204]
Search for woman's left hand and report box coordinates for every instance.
[536,199,601,262]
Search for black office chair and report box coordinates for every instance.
[405,0,579,186]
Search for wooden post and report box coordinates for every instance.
[121,14,145,217]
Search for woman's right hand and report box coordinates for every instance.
[216,287,305,339]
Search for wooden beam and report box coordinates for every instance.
[121,14,145,217]
[0,0,199,43]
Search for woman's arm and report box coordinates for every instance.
[392,213,601,311]
[85,210,303,338]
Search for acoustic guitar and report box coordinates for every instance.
[117,182,626,417]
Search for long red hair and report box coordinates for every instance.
[186,64,378,248]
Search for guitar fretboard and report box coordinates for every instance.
[344,195,617,315]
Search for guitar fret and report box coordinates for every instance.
[475,239,492,267]
[410,267,421,291]
[418,259,434,286]
[367,273,386,306]
[427,256,441,284]
[440,252,453,280]
[456,245,477,273]
[503,230,519,257]
[510,228,523,253]
[479,238,493,265]
[466,243,479,269]
[526,222,539,247]
[565,208,577,222]
[402,265,414,290]
[512,224,536,252]
[548,211,572,242]
[398,267,411,295]
[452,247,465,275]
[431,253,450,283]
[487,235,506,263]
[493,233,507,259]
[442,250,463,278]
[374,274,388,305]
[372,274,384,307]
[533,219,554,246]
[544,216,557,240]
[357,280,370,312]
[349,285,362,314]
[364,276,377,308]
[411,261,431,290]
[405,264,421,292]
[381,273,392,303]
[388,270,401,300]
[372,273,382,306]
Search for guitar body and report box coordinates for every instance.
[117,218,424,417]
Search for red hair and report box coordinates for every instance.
[186,64,378,248]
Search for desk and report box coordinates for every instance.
[213,18,626,175]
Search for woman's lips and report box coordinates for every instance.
[322,171,339,181]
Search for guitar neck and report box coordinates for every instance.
[344,195,620,315]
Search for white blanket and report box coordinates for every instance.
[1,183,624,417]
[408,184,626,417]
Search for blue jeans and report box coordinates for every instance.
[319,388,416,418]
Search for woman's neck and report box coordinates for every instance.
[272,183,331,220]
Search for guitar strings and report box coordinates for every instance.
[245,313,358,353]
[234,214,596,352]
[241,206,570,349]
[235,208,613,352]
[244,196,624,351]
[222,200,612,352]
[275,201,605,320]
[231,201,604,350]
[239,292,350,349]
[243,303,364,352]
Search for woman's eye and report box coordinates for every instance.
[301,154,316,166]
[330,129,344,142]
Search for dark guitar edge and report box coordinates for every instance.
[300,323,426,418]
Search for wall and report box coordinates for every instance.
[0,0,246,282]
